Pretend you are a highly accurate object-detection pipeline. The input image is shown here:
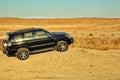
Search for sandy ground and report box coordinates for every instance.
[0,47,120,80]
[0,18,120,80]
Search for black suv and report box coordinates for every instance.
[2,28,74,60]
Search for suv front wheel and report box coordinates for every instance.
[16,48,30,60]
[56,41,68,52]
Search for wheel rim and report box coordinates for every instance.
[19,50,28,59]
[59,42,67,51]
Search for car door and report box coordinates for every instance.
[32,30,56,51]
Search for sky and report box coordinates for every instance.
[0,0,120,18]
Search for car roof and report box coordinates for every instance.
[7,28,44,35]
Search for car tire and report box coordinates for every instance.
[56,41,68,52]
[16,48,29,60]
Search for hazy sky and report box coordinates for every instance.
[0,0,120,18]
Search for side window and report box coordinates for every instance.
[35,31,48,39]
[24,32,34,40]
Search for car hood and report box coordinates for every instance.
[52,32,67,36]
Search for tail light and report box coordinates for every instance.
[6,41,12,46]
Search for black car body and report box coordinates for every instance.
[2,28,74,60]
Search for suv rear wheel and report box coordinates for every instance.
[16,48,29,60]
[56,41,68,52]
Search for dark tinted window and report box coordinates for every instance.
[7,35,14,41]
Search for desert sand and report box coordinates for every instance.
[0,48,120,80]
[0,18,120,80]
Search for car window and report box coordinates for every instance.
[35,31,48,39]
[24,32,35,40]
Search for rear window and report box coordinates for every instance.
[14,34,23,42]
[7,35,14,42]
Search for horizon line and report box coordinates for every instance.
[0,16,120,19]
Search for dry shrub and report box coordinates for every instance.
[88,33,94,36]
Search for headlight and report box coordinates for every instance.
[65,35,72,38]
